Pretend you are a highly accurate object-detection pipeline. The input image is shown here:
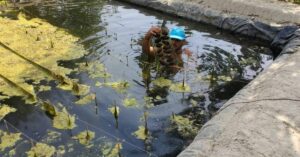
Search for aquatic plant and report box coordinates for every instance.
[26,143,56,157]
[53,107,76,130]
[170,83,191,93]
[0,12,87,102]
[73,130,95,147]
[123,97,137,107]
[152,77,172,88]
[75,93,96,105]
[170,115,198,138]
[0,130,22,151]
[41,101,57,117]
[105,81,130,93]
[0,104,16,120]
[133,126,148,140]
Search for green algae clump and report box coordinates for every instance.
[105,81,130,93]
[170,83,191,93]
[73,130,95,147]
[0,12,87,102]
[123,97,137,107]
[152,77,172,88]
[0,130,22,151]
[170,115,198,138]
[53,108,76,130]
[0,104,16,120]
[26,143,56,157]
[133,126,148,140]
[75,93,96,105]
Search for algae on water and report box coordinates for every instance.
[75,93,96,105]
[152,77,172,88]
[0,104,16,120]
[26,143,56,157]
[0,130,22,151]
[53,107,76,130]
[123,97,137,107]
[73,130,95,148]
[0,12,87,101]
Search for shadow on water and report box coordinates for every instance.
[0,0,274,156]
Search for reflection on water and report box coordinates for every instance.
[0,0,273,156]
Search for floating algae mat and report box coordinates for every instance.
[0,0,274,156]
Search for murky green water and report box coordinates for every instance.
[0,0,273,156]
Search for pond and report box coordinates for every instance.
[0,0,273,156]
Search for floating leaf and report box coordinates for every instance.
[75,93,96,105]
[133,126,148,140]
[0,130,22,151]
[170,83,191,93]
[0,104,16,120]
[152,77,172,87]
[73,130,95,147]
[53,108,76,130]
[123,97,137,107]
[26,143,56,157]
[104,81,129,93]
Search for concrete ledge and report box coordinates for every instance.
[119,0,300,156]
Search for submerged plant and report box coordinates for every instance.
[26,143,56,157]
[0,130,22,151]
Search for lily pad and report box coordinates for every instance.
[53,107,76,130]
[26,143,56,157]
[73,130,95,147]
[0,130,22,151]
[123,97,137,107]
[75,93,96,105]
[170,83,191,93]
[0,104,16,120]
[152,77,172,87]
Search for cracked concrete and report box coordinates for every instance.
[119,0,300,156]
